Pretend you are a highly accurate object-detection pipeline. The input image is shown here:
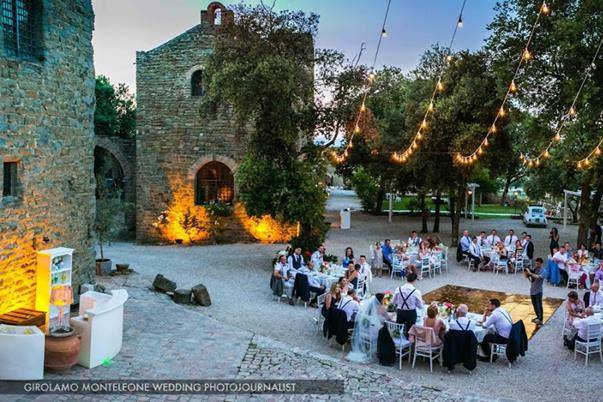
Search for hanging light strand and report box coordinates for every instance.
[330,0,392,164]
[456,1,549,166]
[576,137,603,170]
[392,0,467,164]
[523,37,603,168]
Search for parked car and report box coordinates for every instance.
[523,205,548,227]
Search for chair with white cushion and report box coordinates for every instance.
[70,289,128,368]
[420,258,431,279]
[574,322,603,366]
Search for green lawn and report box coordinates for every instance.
[383,196,517,216]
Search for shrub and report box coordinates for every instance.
[350,167,380,213]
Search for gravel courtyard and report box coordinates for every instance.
[97,200,598,402]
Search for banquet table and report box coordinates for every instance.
[299,265,346,289]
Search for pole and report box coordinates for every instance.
[464,190,468,219]
[563,191,567,230]
[471,189,475,221]
[388,193,393,224]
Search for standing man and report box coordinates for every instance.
[311,244,325,268]
[382,239,394,269]
[525,257,545,325]
[553,246,569,286]
[523,234,535,265]
[504,229,518,250]
[486,229,501,247]
[393,273,423,336]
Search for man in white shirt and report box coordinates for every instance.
[504,229,518,250]
[449,304,476,332]
[311,245,325,268]
[468,237,483,270]
[408,230,421,247]
[520,232,529,249]
[480,298,513,360]
[553,246,569,285]
[358,255,372,285]
[392,273,423,336]
[486,229,501,247]
[274,254,295,305]
[585,282,603,308]
[338,289,360,328]
[288,247,305,271]
[478,231,488,248]
[572,308,600,346]
[459,230,472,257]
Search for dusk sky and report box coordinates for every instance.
[92,0,499,92]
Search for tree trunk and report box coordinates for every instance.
[433,190,441,233]
[420,192,429,233]
[500,174,512,206]
[99,239,104,260]
[374,183,386,215]
[577,171,594,246]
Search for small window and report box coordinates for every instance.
[3,161,17,197]
[195,161,234,205]
[191,70,204,97]
[1,0,43,60]
[214,8,222,25]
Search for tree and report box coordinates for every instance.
[487,0,603,244]
[202,4,335,250]
[94,75,136,138]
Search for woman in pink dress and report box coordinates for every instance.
[422,304,446,344]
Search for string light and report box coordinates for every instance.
[456,1,549,166]
[541,2,550,15]
[329,0,392,164]
[576,138,603,170]
[392,0,467,164]
[523,36,603,168]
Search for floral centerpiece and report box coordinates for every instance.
[439,301,455,319]
[383,290,395,313]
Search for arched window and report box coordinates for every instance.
[195,161,234,205]
[191,70,204,97]
[214,8,222,25]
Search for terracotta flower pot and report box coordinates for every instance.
[95,259,112,276]
[44,330,81,373]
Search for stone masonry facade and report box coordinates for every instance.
[135,2,250,242]
[0,0,96,314]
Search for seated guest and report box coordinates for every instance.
[305,261,326,303]
[432,235,444,250]
[418,240,430,260]
[563,242,573,258]
[459,230,472,257]
[593,261,603,283]
[468,237,483,270]
[382,239,394,269]
[567,257,587,289]
[346,263,361,290]
[342,247,355,267]
[520,232,529,249]
[479,299,513,361]
[422,304,445,344]
[358,255,373,285]
[371,241,384,277]
[575,243,589,264]
[288,247,305,271]
[584,281,603,308]
[509,240,524,273]
[449,304,476,332]
[504,229,518,250]
[322,283,340,318]
[553,246,569,285]
[592,242,603,260]
[486,229,501,247]
[337,277,350,294]
[426,237,437,251]
[568,307,599,350]
[408,230,421,247]
[311,244,326,268]
[274,254,295,305]
[338,289,360,328]
[564,291,586,336]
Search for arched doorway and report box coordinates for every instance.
[195,161,234,205]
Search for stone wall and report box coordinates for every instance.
[135,2,248,242]
[0,0,96,314]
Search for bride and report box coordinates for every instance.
[346,293,388,363]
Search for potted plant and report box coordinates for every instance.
[95,173,131,275]
[44,285,81,373]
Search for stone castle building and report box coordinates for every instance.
[0,0,96,314]
[135,2,251,243]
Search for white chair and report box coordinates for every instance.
[386,321,411,369]
[432,256,442,276]
[410,325,442,372]
[391,260,404,280]
[513,258,524,274]
[440,248,448,273]
[420,258,431,279]
[70,289,128,369]
[356,278,366,298]
[490,343,511,368]
[574,322,603,366]
[313,293,327,334]
[0,324,44,380]
[493,256,508,275]
[567,269,581,289]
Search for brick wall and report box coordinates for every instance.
[135,3,248,243]
[0,0,96,314]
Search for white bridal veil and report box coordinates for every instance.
[345,295,386,363]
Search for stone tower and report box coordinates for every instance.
[135,2,249,243]
[0,0,96,314]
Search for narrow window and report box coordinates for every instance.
[191,70,204,97]
[1,0,43,60]
[214,8,222,25]
[3,161,17,197]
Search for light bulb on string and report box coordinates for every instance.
[368,72,376,82]
[416,131,423,140]
[522,48,532,61]
[437,80,444,92]
[528,160,534,168]
[412,141,418,150]
[446,55,453,64]
[457,16,463,28]
[428,101,434,112]
[360,103,366,112]
[543,149,550,158]
[484,138,489,147]
[381,28,387,38]
[541,2,550,15]
[498,107,506,117]
[421,119,428,129]
[577,161,582,169]
[478,147,483,155]
[568,105,577,117]
[554,133,561,141]
[490,124,497,133]
[354,125,360,134]
[595,147,602,156]
[510,80,518,93]
[584,159,591,167]
[535,159,540,167]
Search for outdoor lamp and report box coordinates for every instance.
[50,285,73,333]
